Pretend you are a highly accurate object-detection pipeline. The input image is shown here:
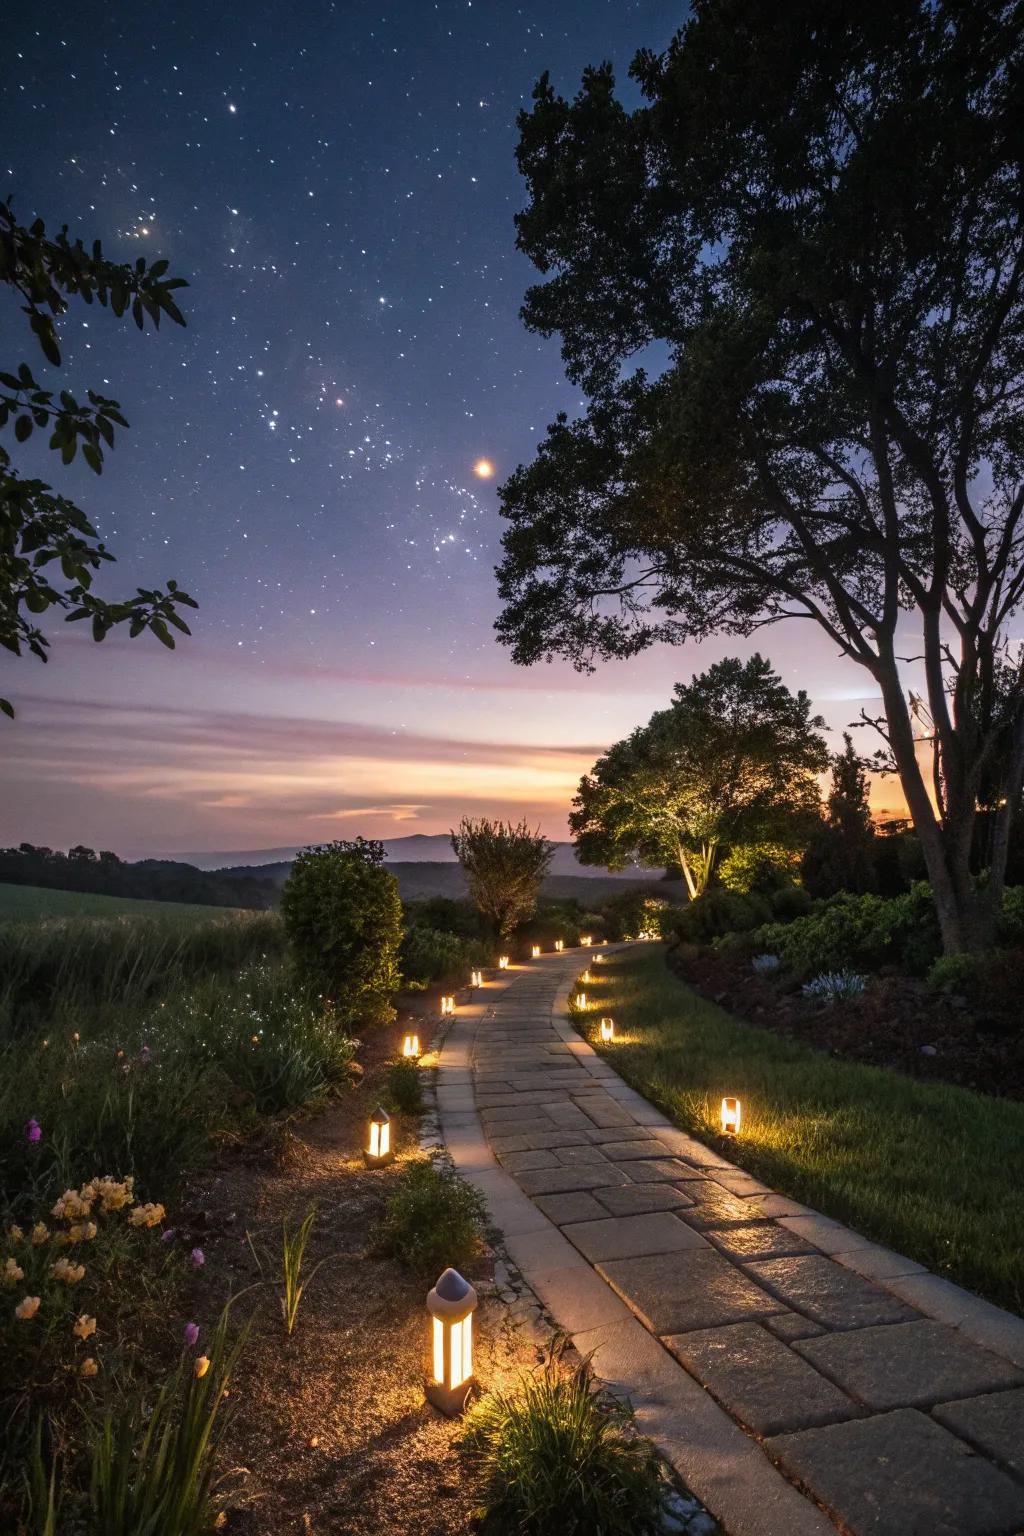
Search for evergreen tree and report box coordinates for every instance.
[803,735,877,898]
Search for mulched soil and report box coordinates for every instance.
[669,945,1024,1101]
[177,994,548,1536]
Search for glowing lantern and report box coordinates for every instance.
[600,1016,615,1043]
[574,991,587,1010]
[580,934,592,946]
[498,955,510,970]
[721,1096,742,1135]
[531,945,541,959]
[554,939,564,953]
[470,970,483,988]
[365,1106,393,1167]
[580,969,591,983]
[440,994,455,1016]
[425,1267,478,1416]
[593,953,604,964]
[402,1033,421,1060]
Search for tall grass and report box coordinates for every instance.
[0,910,287,1035]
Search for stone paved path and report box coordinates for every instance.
[437,946,1024,1536]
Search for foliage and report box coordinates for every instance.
[0,909,285,1035]
[668,889,772,946]
[802,970,867,1004]
[85,1301,243,1536]
[399,924,489,987]
[571,657,827,897]
[0,200,197,717]
[372,1159,484,1277]
[751,954,780,976]
[802,736,878,899]
[450,817,554,938]
[753,885,942,981]
[928,952,981,994]
[0,842,277,909]
[597,946,1024,1311]
[496,3,1024,954]
[281,840,402,1027]
[594,889,671,943]
[384,1057,424,1115]
[279,1208,326,1336]
[718,842,800,895]
[403,895,488,941]
[459,1351,669,1535]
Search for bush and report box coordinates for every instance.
[459,1352,668,1536]
[719,842,799,894]
[668,888,772,945]
[1000,886,1024,946]
[372,1160,484,1276]
[753,883,941,980]
[385,1057,424,1115]
[403,897,487,940]
[399,925,489,987]
[751,953,780,976]
[281,840,402,1027]
[928,952,980,993]
[597,890,673,942]
[802,969,867,1003]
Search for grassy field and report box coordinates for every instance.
[583,945,1024,1314]
[0,881,236,921]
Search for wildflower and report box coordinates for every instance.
[51,1257,86,1285]
[67,1221,98,1244]
[184,1321,200,1347]
[41,1039,49,1049]
[162,1228,177,1243]
[79,1357,99,1377]
[3,1258,25,1287]
[7,1225,24,1244]
[73,1314,97,1341]
[251,1034,260,1044]
[214,1514,227,1530]
[128,1202,166,1229]
[25,1118,42,1144]
[116,1049,125,1058]
[14,1295,40,1320]
[190,1247,205,1268]
[194,1355,210,1378]
[30,1223,48,1246]
[71,1032,80,1044]
[96,1177,132,1213]
[52,1189,91,1221]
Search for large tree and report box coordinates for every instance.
[450,817,554,938]
[496,2,1024,953]
[571,655,827,898]
[1,201,196,717]
[802,733,879,898]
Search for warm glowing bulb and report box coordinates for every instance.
[600,1016,615,1042]
[470,969,483,988]
[575,992,587,1010]
[531,945,541,958]
[441,995,455,1016]
[581,969,591,983]
[580,935,592,946]
[473,458,495,479]
[402,1033,421,1059]
[721,1096,742,1135]
[554,939,564,952]
[498,955,509,970]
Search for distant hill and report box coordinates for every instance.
[0,883,244,923]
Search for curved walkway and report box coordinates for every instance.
[437,945,1024,1536]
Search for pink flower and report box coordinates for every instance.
[190,1247,205,1268]
[184,1321,200,1347]
[162,1229,176,1243]
[25,1118,42,1144]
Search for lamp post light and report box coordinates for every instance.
[593,953,604,964]
[600,1016,615,1043]
[498,955,510,970]
[425,1267,478,1416]
[440,994,455,1017]
[531,944,541,959]
[470,969,483,988]
[579,934,592,947]
[554,939,564,953]
[364,1106,394,1166]
[720,1096,742,1135]
[402,1032,421,1060]
[574,991,587,1011]
[580,968,591,984]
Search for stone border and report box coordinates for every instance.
[436,956,837,1536]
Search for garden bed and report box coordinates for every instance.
[670,943,1024,1101]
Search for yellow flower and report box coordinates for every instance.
[73,1314,97,1341]
[30,1223,49,1246]
[97,1177,132,1213]
[7,1225,24,1244]
[51,1257,86,1285]
[79,1357,98,1378]
[14,1295,40,1320]
[194,1355,211,1379]
[214,1514,227,1529]
[128,1202,166,1229]
[52,1188,92,1221]
[2,1257,24,1287]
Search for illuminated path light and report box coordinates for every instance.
[402,1032,421,1059]
[425,1267,477,1416]
[364,1106,393,1167]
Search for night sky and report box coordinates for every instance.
[0,1,895,858]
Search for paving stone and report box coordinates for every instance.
[515,1163,632,1196]
[678,1180,772,1227]
[795,1320,1024,1410]
[553,1143,614,1167]
[779,1213,877,1255]
[532,1191,608,1225]
[575,1100,639,1129]
[746,1255,920,1331]
[933,1386,1024,1481]
[665,1321,860,1436]
[624,1157,707,1183]
[490,1129,591,1154]
[706,1222,816,1262]
[498,1148,559,1173]
[763,1311,827,1343]
[563,1212,709,1263]
[879,1273,1024,1369]
[479,1113,557,1135]
[831,1243,926,1284]
[585,1127,660,1147]
[599,1249,786,1335]
[767,1407,1024,1536]
[593,1183,696,1216]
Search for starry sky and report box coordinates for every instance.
[0,0,903,859]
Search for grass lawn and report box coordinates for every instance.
[585,945,1024,1315]
[0,881,236,921]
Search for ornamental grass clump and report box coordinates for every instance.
[372,1159,484,1277]
[459,1353,669,1536]
[802,969,867,1004]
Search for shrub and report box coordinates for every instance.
[597,890,674,942]
[719,842,799,894]
[459,1352,668,1536]
[751,954,780,976]
[927,952,981,994]
[403,897,487,940]
[400,925,489,987]
[668,888,771,945]
[372,1160,484,1276]
[1000,886,1024,946]
[766,883,814,922]
[281,840,402,1027]
[753,883,941,980]
[385,1057,424,1115]
[802,969,867,1003]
